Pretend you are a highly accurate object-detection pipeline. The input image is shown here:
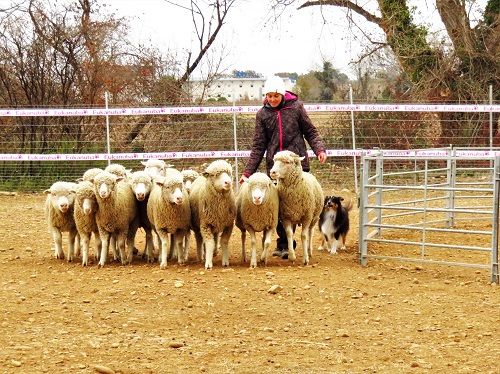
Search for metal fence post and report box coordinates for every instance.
[359,152,369,266]
[491,156,500,283]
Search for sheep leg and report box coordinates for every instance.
[158,229,170,269]
[260,228,273,265]
[110,235,120,262]
[201,226,215,270]
[194,231,203,262]
[283,221,296,262]
[81,232,91,266]
[220,226,233,267]
[93,231,102,263]
[117,232,128,265]
[51,227,65,260]
[144,229,155,263]
[248,228,257,268]
[168,233,178,261]
[73,233,81,258]
[174,231,185,265]
[301,223,311,265]
[98,230,110,267]
[307,224,315,258]
[240,229,247,264]
[182,231,191,263]
[67,229,77,262]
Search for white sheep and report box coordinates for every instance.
[236,172,279,268]
[105,163,131,180]
[129,170,155,262]
[81,168,104,182]
[165,168,201,261]
[91,171,138,267]
[141,159,170,178]
[147,169,191,269]
[44,181,80,261]
[269,150,324,265]
[189,159,236,269]
[73,180,101,266]
[181,168,200,193]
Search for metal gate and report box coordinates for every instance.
[359,151,499,283]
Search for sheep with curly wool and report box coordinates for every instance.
[44,181,80,261]
[269,150,323,265]
[73,180,101,266]
[189,159,236,269]
[91,171,138,267]
[129,170,155,262]
[147,168,191,269]
[236,172,279,268]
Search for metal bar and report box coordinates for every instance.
[365,238,491,252]
[364,223,491,235]
[363,255,490,270]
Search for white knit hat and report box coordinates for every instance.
[263,75,286,96]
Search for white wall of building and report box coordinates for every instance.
[189,77,295,102]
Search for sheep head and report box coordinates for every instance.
[45,181,77,214]
[247,172,273,206]
[269,150,304,181]
[155,169,185,205]
[130,170,153,201]
[203,160,233,192]
[91,171,123,200]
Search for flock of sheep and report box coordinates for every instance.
[44,150,327,270]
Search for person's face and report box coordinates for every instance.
[266,92,283,108]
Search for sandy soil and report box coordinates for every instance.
[0,193,498,374]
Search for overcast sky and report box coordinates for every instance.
[103,0,487,79]
[103,0,378,78]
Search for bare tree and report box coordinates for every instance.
[272,0,499,145]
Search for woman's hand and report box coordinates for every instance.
[318,151,327,163]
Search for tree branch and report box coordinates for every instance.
[298,0,382,27]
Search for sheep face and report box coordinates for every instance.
[247,173,272,206]
[75,181,97,215]
[156,175,184,205]
[130,172,153,201]
[92,172,123,200]
[203,160,233,192]
[269,151,303,181]
[45,183,76,214]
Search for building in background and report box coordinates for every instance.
[188,76,296,103]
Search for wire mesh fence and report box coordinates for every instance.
[0,103,498,191]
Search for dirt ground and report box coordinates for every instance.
[0,193,498,374]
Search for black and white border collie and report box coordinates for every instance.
[318,195,350,254]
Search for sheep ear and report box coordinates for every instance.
[140,161,147,166]
[116,176,124,182]
[202,171,210,178]
[154,176,165,186]
[44,189,51,194]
